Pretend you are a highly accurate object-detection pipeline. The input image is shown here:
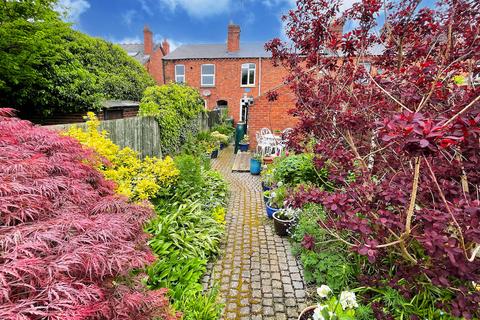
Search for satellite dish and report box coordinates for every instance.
[202,90,211,97]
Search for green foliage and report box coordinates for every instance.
[145,153,228,319]
[146,201,223,259]
[0,2,154,116]
[211,123,235,139]
[269,184,288,209]
[273,153,329,187]
[139,84,205,155]
[359,284,459,319]
[291,204,360,292]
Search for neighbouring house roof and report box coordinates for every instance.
[103,100,140,109]
[163,42,385,61]
[163,42,271,60]
[118,44,150,64]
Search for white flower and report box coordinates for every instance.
[317,285,332,298]
[277,181,283,187]
[339,291,359,310]
[312,305,334,320]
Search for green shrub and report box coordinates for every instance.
[273,153,329,186]
[139,84,205,155]
[291,204,360,292]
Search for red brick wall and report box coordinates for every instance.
[147,48,166,85]
[248,86,298,149]
[163,58,289,123]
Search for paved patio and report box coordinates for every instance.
[202,147,308,320]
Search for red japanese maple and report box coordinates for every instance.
[267,0,479,318]
[0,109,179,320]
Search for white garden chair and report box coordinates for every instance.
[256,132,273,156]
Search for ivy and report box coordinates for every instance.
[139,84,205,155]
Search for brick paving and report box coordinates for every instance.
[202,147,308,320]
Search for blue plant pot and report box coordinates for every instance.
[266,203,279,219]
[220,142,226,150]
[250,158,261,175]
[239,143,249,152]
[263,195,272,204]
[211,149,219,159]
[262,183,271,192]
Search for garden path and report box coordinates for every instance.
[203,147,308,320]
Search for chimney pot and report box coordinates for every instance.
[162,39,170,55]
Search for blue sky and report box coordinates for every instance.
[56,0,437,51]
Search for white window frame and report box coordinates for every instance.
[241,63,256,87]
[358,62,372,84]
[201,64,215,87]
[175,64,185,83]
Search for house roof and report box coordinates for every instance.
[163,42,271,60]
[118,44,150,64]
[163,42,385,61]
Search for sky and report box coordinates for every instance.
[56,0,437,51]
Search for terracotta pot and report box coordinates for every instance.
[298,305,317,320]
[263,156,274,164]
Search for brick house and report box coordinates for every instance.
[121,24,298,146]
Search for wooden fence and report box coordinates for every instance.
[46,110,223,158]
[47,116,163,158]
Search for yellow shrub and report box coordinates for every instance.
[64,112,179,200]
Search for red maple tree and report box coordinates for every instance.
[0,109,180,320]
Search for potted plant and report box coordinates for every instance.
[239,135,250,152]
[272,207,299,236]
[266,184,286,219]
[261,167,275,191]
[211,131,229,150]
[250,153,262,175]
[263,155,274,164]
[263,190,273,204]
[298,285,359,320]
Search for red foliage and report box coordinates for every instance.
[0,111,180,320]
[268,0,480,317]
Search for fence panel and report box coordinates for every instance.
[46,116,162,159]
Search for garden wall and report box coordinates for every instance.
[46,110,221,158]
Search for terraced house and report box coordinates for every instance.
[121,23,300,145]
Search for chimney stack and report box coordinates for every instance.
[143,25,153,55]
[162,39,170,55]
[227,23,240,53]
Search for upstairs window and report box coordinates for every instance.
[241,63,256,86]
[175,65,185,83]
[201,64,215,87]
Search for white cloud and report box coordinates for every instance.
[55,0,90,22]
[138,0,154,16]
[157,0,231,18]
[122,10,137,26]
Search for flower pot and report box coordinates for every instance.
[263,156,274,164]
[250,158,262,175]
[298,305,317,320]
[273,211,295,236]
[261,182,271,192]
[211,149,219,159]
[239,143,249,152]
[265,203,279,219]
[263,192,272,204]
[220,142,226,150]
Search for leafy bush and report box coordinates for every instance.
[273,153,329,187]
[64,112,179,200]
[0,2,154,116]
[291,204,359,292]
[0,109,178,319]
[139,84,205,155]
[211,123,235,139]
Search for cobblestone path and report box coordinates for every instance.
[203,147,308,320]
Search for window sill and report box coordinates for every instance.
[201,85,216,88]
[241,85,256,88]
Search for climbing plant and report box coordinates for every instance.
[139,84,205,155]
